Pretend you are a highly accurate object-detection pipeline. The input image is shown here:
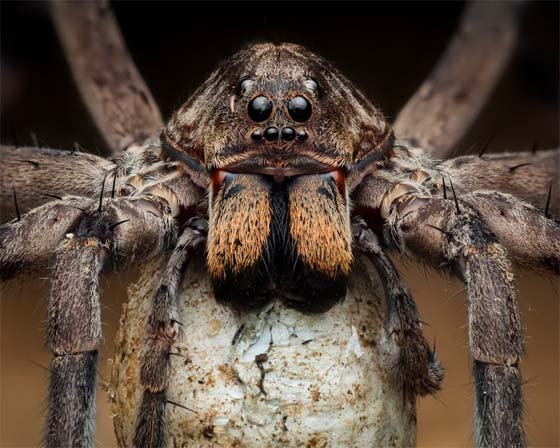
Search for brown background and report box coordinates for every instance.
[1,2,558,447]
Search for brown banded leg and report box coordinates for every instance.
[353,168,560,274]
[45,200,176,447]
[134,218,207,447]
[352,219,442,398]
[45,232,106,447]
[388,197,526,447]
[1,194,177,446]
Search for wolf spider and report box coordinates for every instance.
[1,1,559,447]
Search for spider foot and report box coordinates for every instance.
[389,293,442,396]
[395,330,443,396]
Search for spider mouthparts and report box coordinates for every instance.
[325,168,346,195]
[209,171,352,313]
[212,169,232,191]
[213,167,345,188]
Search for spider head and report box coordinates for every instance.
[163,43,392,312]
[165,42,392,175]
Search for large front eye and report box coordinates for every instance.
[288,96,312,122]
[248,96,273,122]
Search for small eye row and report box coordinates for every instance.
[248,95,312,123]
[251,126,307,143]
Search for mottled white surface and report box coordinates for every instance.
[111,256,416,447]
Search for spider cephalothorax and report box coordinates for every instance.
[164,43,391,169]
[164,43,391,311]
[1,2,559,448]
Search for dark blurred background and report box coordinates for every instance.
[1,1,558,446]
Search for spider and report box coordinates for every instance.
[1,1,558,447]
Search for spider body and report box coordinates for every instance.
[1,2,559,447]
[163,42,390,312]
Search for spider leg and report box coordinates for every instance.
[394,1,522,158]
[352,219,442,398]
[354,173,559,274]
[50,1,163,154]
[46,226,105,447]
[1,196,95,279]
[0,145,115,213]
[1,162,204,280]
[0,194,177,280]
[443,148,559,215]
[133,218,207,447]
[460,192,559,273]
[1,193,178,445]
[387,190,559,275]
[40,195,177,447]
[388,197,526,447]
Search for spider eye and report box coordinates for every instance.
[288,96,312,122]
[248,96,273,122]
[303,78,318,93]
[238,78,255,95]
